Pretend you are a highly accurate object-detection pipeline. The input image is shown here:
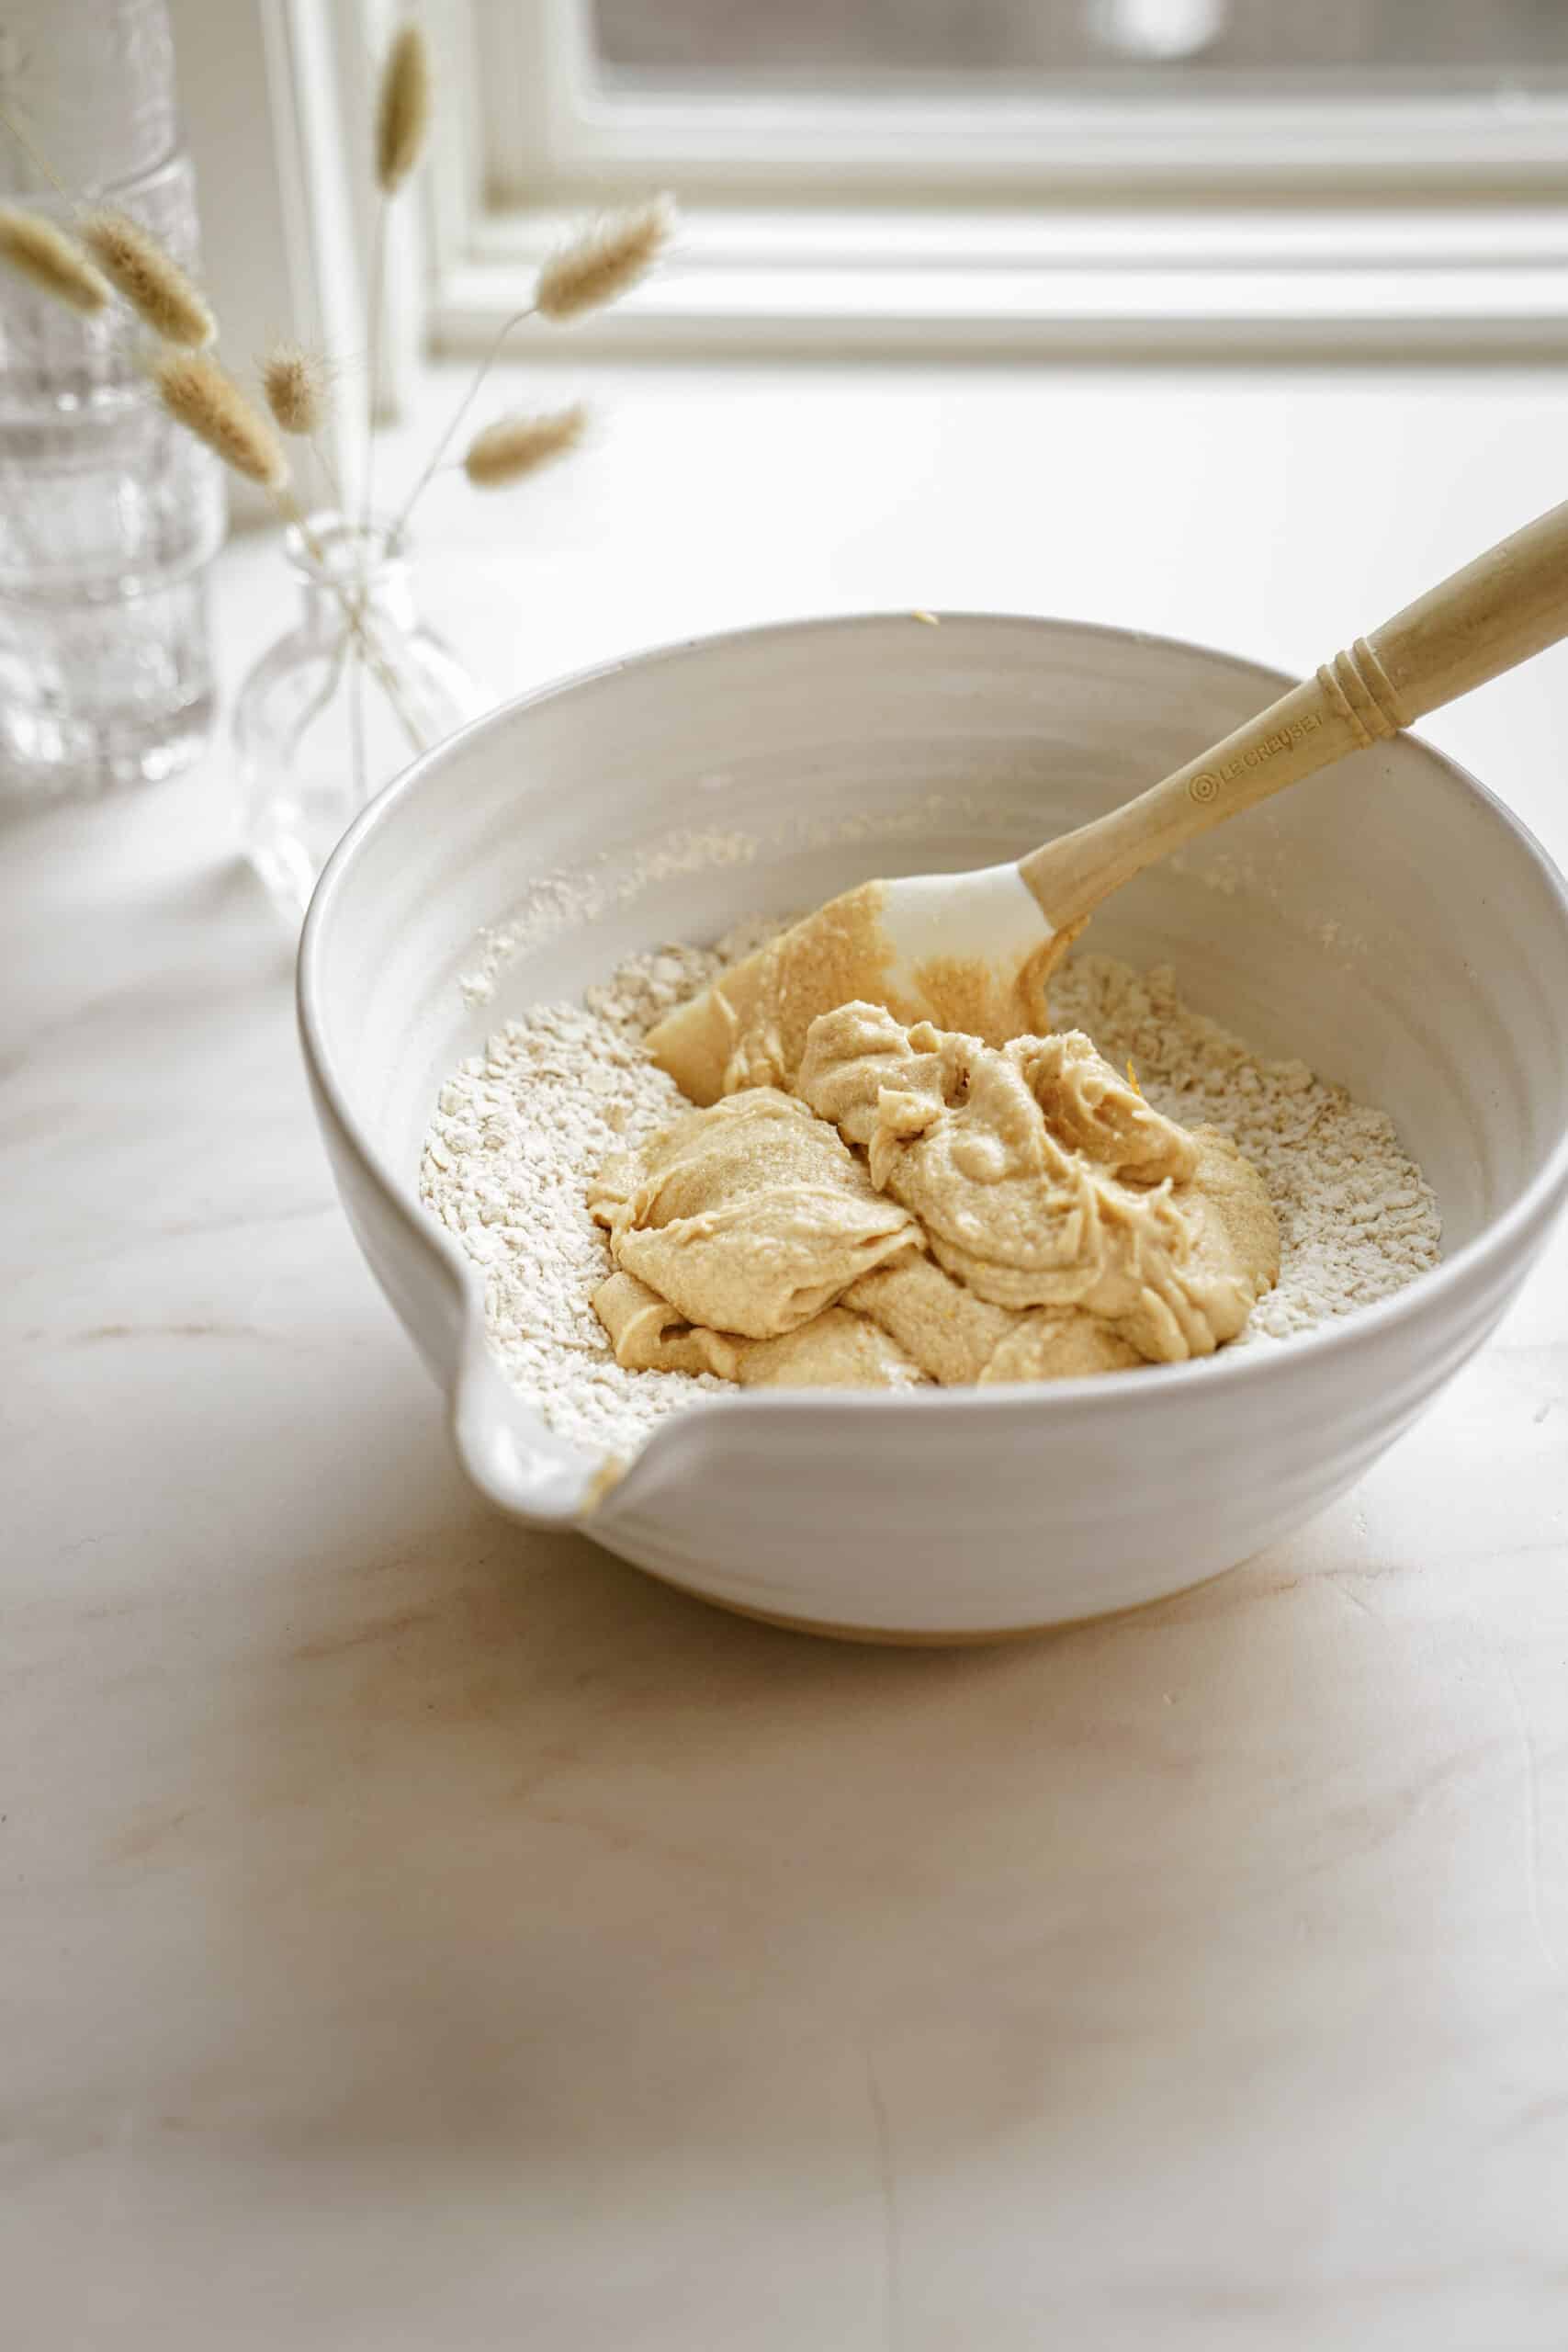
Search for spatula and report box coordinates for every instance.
[649,494,1568,1105]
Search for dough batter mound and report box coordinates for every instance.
[589,1001,1280,1391]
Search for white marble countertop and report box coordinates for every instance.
[6,361,1568,2348]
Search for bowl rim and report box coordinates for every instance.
[298,606,1568,1467]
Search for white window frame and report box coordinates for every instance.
[438,0,1568,356]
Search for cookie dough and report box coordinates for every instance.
[590,1088,918,1339]
[591,1004,1279,1391]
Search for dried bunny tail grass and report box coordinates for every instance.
[78,209,215,347]
[463,401,588,487]
[261,339,333,436]
[0,205,109,314]
[533,195,675,323]
[375,24,433,193]
[152,348,289,488]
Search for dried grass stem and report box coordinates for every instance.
[534,196,674,323]
[0,205,109,313]
[79,209,215,347]
[375,26,432,194]
[464,402,587,487]
[152,348,289,487]
[262,340,333,437]
[385,306,528,541]
[364,22,433,531]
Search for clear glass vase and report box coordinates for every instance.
[233,513,487,920]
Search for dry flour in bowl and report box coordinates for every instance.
[419,929,1441,1459]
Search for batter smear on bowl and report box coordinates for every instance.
[419,925,1441,1453]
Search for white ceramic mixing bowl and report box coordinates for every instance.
[299,615,1568,1640]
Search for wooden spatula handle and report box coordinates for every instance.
[1021,494,1568,932]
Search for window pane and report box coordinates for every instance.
[591,1,1568,94]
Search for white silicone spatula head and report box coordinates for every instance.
[649,492,1568,1104]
